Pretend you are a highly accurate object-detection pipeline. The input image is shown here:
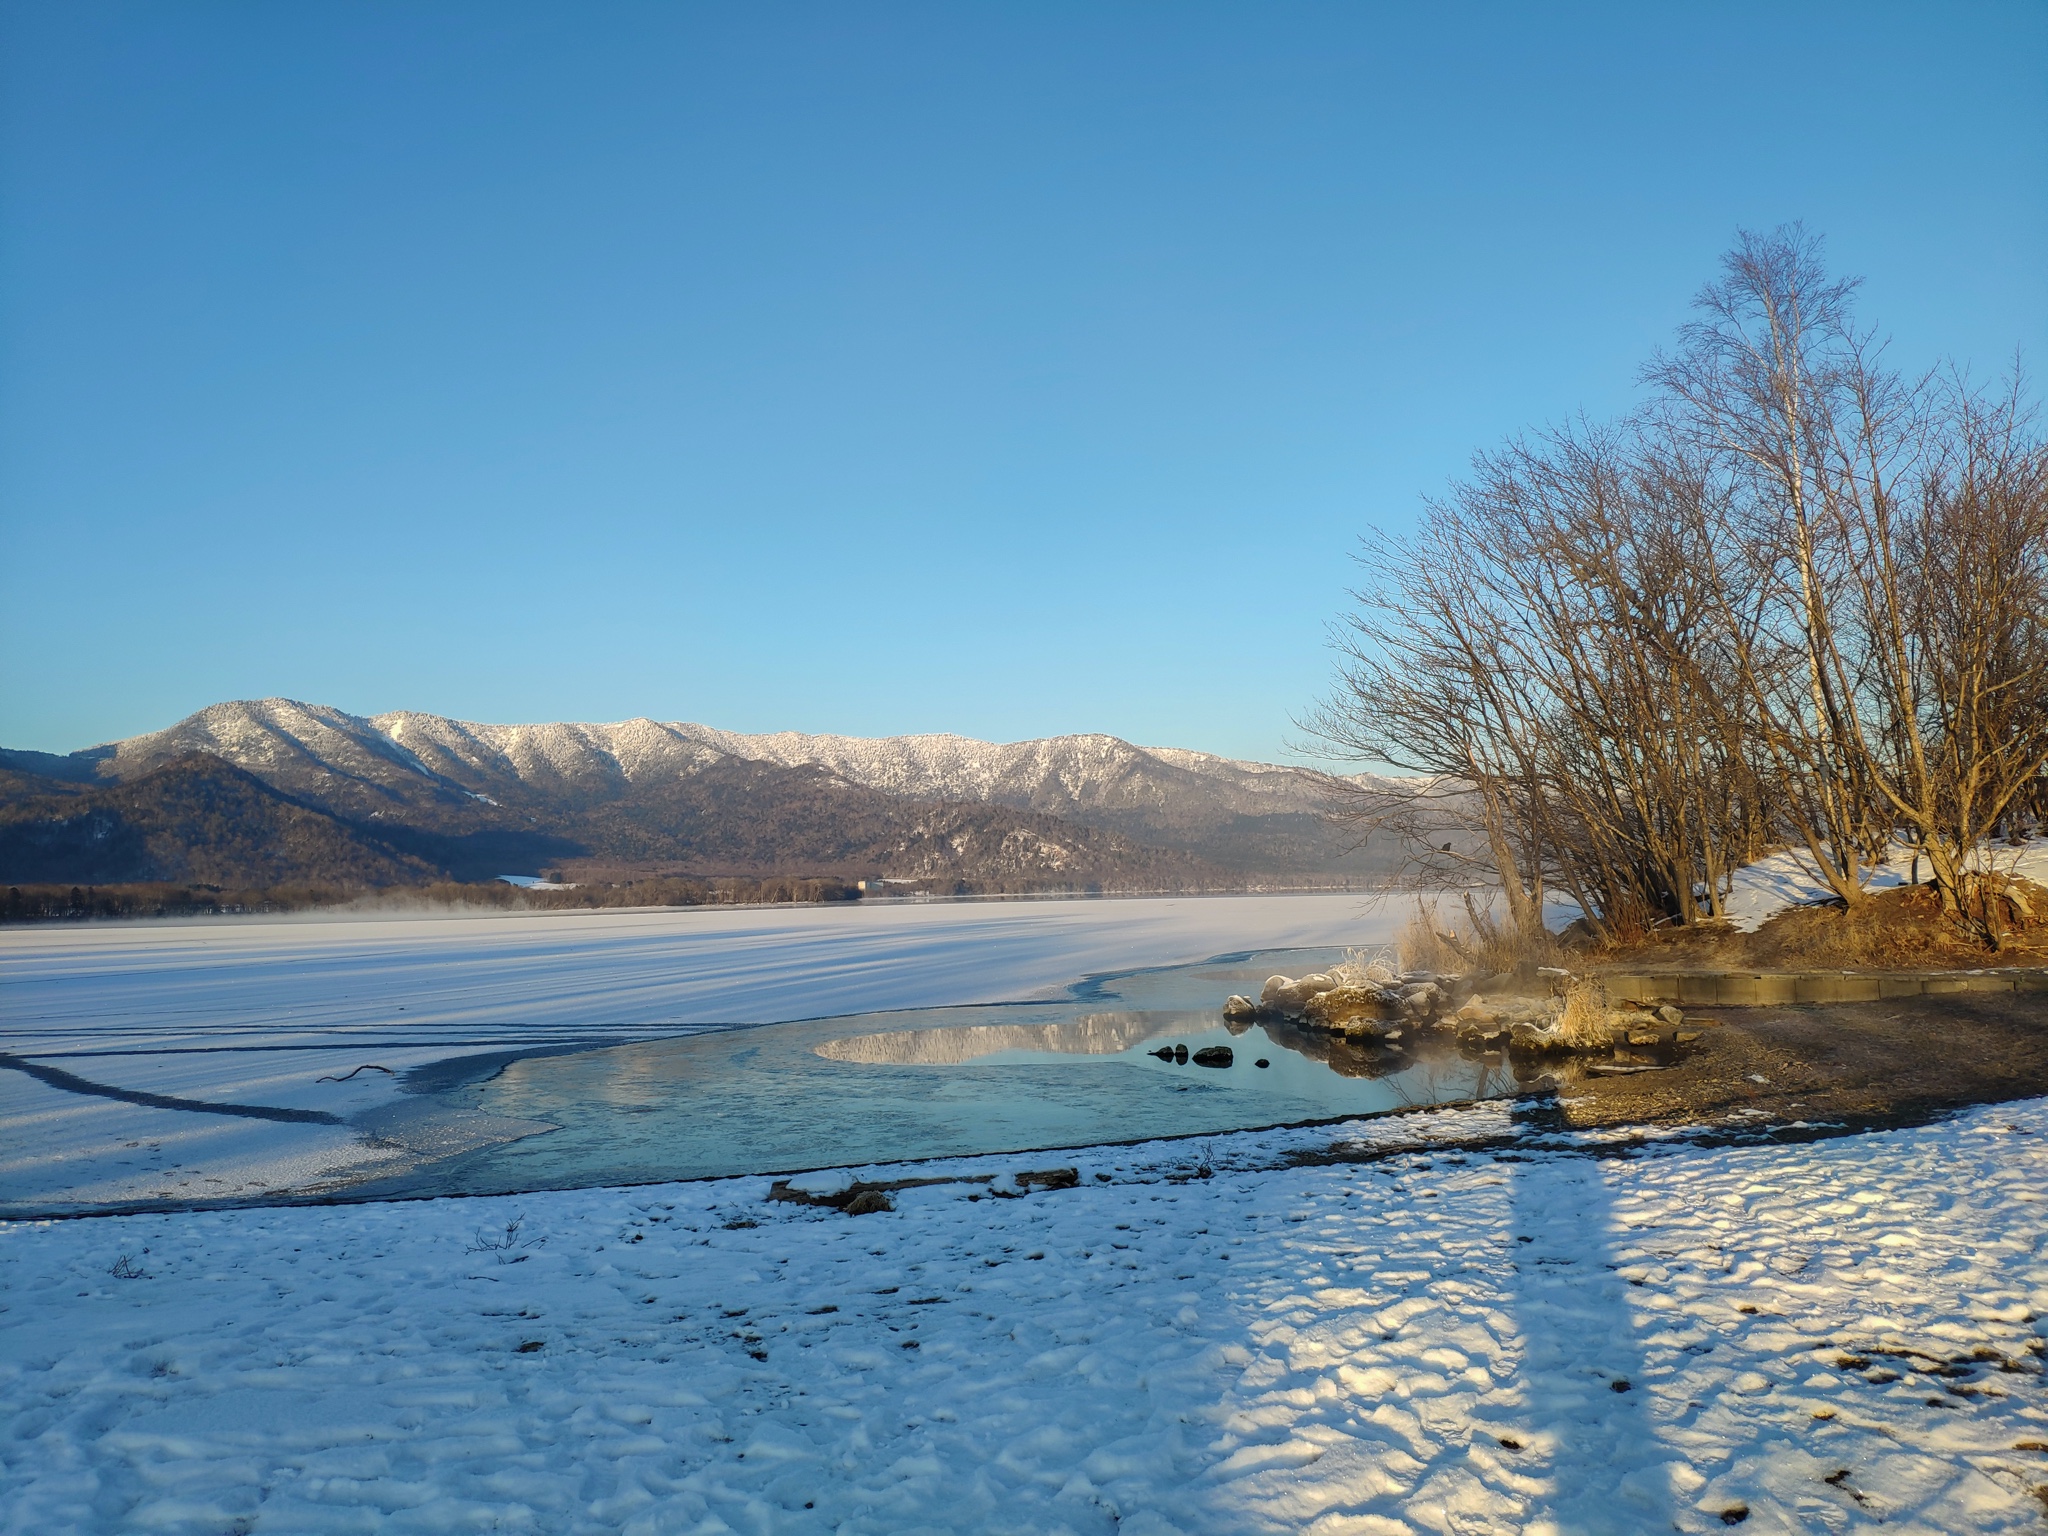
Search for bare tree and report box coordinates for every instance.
[1645,224,1907,907]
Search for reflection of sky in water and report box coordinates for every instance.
[382,950,1515,1199]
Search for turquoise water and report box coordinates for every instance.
[380,949,1519,1197]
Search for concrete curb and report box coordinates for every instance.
[1596,968,2048,1007]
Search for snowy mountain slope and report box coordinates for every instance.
[372,711,728,804]
[83,699,462,816]
[647,726,1401,873]
[667,725,1335,816]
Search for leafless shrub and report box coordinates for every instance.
[466,1215,543,1264]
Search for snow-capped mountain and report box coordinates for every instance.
[79,700,1355,821]
[2,699,1395,884]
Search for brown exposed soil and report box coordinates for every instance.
[1549,985,2048,1136]
[1586,878,2048,972]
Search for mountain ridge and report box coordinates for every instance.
[4,699,1397,888]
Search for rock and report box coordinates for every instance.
[1675,1030,1702,1044]
[1626,1031,1662,1047]
[1191,1046,1234,1068]
[1254,1058,1270,1068]
[1015,1167,1079,1190]
[1397,982,1445,1020]
[1261,973,1337,1019]
[1557,916,1597,947]
[1173,1044,1188,1064]
[1656,1004,1685,1027]
[1456,998,1498,1026]
[843,1190,893,1216]
[1150,1048,1176,1061]
[1303,984,1395,1028]
[1222,995,1258,1022]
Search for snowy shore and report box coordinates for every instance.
[6,1096,2048,1534]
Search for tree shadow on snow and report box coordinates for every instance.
[1500,1096,1687,1533]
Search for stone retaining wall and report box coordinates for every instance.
[1597,968,2048,1007]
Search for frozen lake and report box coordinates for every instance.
[0,892,1398,1212]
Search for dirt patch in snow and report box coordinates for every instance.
[1553,986,2048,1136]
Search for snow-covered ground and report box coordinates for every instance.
[0,894,1387,1211]
[5,1097,2047,1534]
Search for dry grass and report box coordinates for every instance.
[1397,902,1468,974]
[1328,944,1401,987]
[1745,880,2048,968]
[1553,975,1614,1048]
[1397,895,1561,976]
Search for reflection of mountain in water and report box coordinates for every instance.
[817,1012,1171,1065]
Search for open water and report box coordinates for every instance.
[376,948,1518,1197]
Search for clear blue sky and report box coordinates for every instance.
[3,2,2043,762]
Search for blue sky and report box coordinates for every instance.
[2,2,2043,763]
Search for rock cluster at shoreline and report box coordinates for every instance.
[1225,963,1698,1064]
